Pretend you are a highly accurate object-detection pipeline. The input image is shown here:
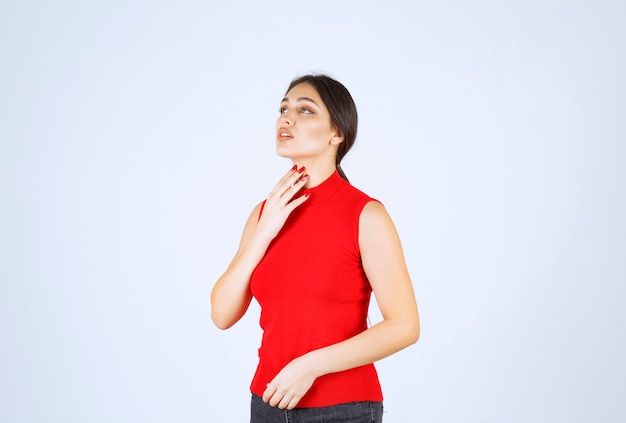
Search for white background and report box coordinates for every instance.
[1,1,625,422]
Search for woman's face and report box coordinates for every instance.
[275,82,342,161]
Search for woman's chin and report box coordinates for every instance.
[275,147,294,159]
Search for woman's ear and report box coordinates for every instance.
[330,129,344,146]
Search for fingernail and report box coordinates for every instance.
[298,166,306,174]
[290,164,297,171]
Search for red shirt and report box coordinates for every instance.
[249,170,383,407]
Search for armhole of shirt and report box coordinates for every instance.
[258,200,267,221]
[354,197,383,257]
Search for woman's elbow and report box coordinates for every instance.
[408,321,420,345]
[210,304,237,330]
[211,312,232,330]
[402,316,420,346]
[211,301,248,330]
[210,291,237,330]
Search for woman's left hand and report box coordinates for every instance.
[262,355,317,410]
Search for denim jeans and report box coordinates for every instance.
[250,393,383,423]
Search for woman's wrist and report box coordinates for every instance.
[300,349,326,379]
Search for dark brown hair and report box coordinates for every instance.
[287,74,358,182]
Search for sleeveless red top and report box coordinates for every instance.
[249,170,383,407]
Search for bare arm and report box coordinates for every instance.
[210,166,310,329]
[210,201,264,330]
[263,200,420,409]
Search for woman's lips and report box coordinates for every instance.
[277,127,293,141]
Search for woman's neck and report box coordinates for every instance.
[290,160,337,189]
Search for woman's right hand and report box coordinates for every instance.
[255,165,310,241]
[211,165,309,329]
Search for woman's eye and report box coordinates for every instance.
[279,106,313,114]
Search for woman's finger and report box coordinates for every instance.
[268,165,301,197]
[285,395,301,410]
[262,383,276,404]
[277,394,293,410]
[256,165,310,240]
[284,191,310,213]
[281,173,308,197]
[279,167,306,196]
[267,168,307,203]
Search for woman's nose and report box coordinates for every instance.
[280,110,294,125]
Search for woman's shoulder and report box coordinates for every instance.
[341,180,383,209]
[359,199,388,220]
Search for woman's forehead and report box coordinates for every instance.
[283,83,321,102]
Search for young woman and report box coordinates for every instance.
[211,74,420,422]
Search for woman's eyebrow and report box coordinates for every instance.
[280,96,319,106]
